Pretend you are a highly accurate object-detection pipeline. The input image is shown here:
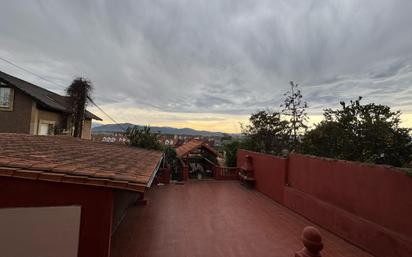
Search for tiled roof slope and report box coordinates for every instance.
[176,139,219,158]
[0,70,101,120]
[0,134,163,192]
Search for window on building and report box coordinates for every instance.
[0,87,14,110]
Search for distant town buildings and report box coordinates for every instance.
[92,131,219,148]
[92,133,130,144]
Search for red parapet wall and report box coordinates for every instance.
[182,165,189,181]
[236,150,412,257]
[285,154,412,257]
[157,167,171,184]
[213,165,239,180]
[237,150,287,204]
[287,154,412,238]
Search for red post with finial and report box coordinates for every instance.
[295,226,323,257]
[182,164,189,181]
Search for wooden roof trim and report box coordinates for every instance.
[176,139,220,158]
[0,166,147,193]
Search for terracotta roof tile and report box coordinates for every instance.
[176,139,219,158]
[8,160,37,169]
[30,163,59,171]
[72,169,98,177]
[52,164,79,174]
[0,134,163,192]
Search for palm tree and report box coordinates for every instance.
[66,78,93,138]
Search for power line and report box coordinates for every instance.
[0,57,67,89]
[0,56,126,131]
[87,97,127,131]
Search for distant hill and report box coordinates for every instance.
[92,123,229,137]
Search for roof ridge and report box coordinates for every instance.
[0,70,60,96]
[0,70,101,120]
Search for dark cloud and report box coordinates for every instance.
[0,0,411,121]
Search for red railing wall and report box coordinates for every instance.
[157,167,171,184]
[237,150,287,204]
[213,165,239,180]
[236,150,412,257]
[182,165,189,181]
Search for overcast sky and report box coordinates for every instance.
[1,0,411,132]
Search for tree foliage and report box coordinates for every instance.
[164,146,177,166]
[281,81,308,150]
[229,83,411,168]
[126,126,162,150]
[302,97,412,167]
[223,139,241,167]
[241,110,289,154]
[163,146,178,180]
[66,77,93,138]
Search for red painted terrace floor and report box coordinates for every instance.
[110,181,373,257]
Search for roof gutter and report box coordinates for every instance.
[146,154,164,188]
